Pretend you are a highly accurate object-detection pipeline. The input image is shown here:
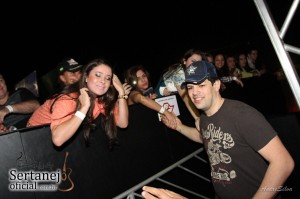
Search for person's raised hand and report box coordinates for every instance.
[113,74,125,95]
[79,88,91,113]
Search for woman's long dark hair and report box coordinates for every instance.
[124,64,151,92]
[80,58,118,148]
[50,58,118,149]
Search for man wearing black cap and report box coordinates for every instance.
[57,58,83,86]
[37,58,83,102]
[142,61,294,199]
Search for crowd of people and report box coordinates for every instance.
[0,46,295,198]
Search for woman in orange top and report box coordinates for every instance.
[27,58,129,148]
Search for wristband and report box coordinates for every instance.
[159,107,165,114]
[6,105,14,113]
[232,76,237,80]
[75,111,86,120]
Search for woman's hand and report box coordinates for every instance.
[163,88,172,96]
[78,88,91,113]
[149,93,157,99]
[113,74,125,95]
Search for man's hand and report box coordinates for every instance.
[0,107,10,123]
[161,112,181,131]
[0,123,8,133]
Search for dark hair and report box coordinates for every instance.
[124,65,151,91]
[163,48,206,79]
[207,77,219,85]
[0,73,13,92]
[180,48,206,65]
[50,58,118,149]
[237,52,253,72]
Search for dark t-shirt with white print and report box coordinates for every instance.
[200,99,277,199]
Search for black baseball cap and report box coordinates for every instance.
[58,58,82,74]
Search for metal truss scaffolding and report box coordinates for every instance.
[253,0,300,108]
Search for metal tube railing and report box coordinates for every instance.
[113,147,211,199]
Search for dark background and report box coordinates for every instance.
[1,0,299,90]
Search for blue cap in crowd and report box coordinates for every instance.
[181,61,218,88]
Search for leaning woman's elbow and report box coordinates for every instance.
[118,121,128,128]
[52,136,64,147]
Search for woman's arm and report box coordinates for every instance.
[130,91,176,125]
[51,88,90,147]
[113,74,129,128]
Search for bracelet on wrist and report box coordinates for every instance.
[118,94,128,99]
[75,111,86,120]
[6,105,14,113]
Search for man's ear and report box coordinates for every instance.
[213,79,221,91]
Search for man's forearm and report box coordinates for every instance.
[8,100,40,114]
[176,124,202,143]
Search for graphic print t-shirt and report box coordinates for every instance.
[200,99,277,199]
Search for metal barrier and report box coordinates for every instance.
[113,147,213,199]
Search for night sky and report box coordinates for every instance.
[1,0,299,89]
